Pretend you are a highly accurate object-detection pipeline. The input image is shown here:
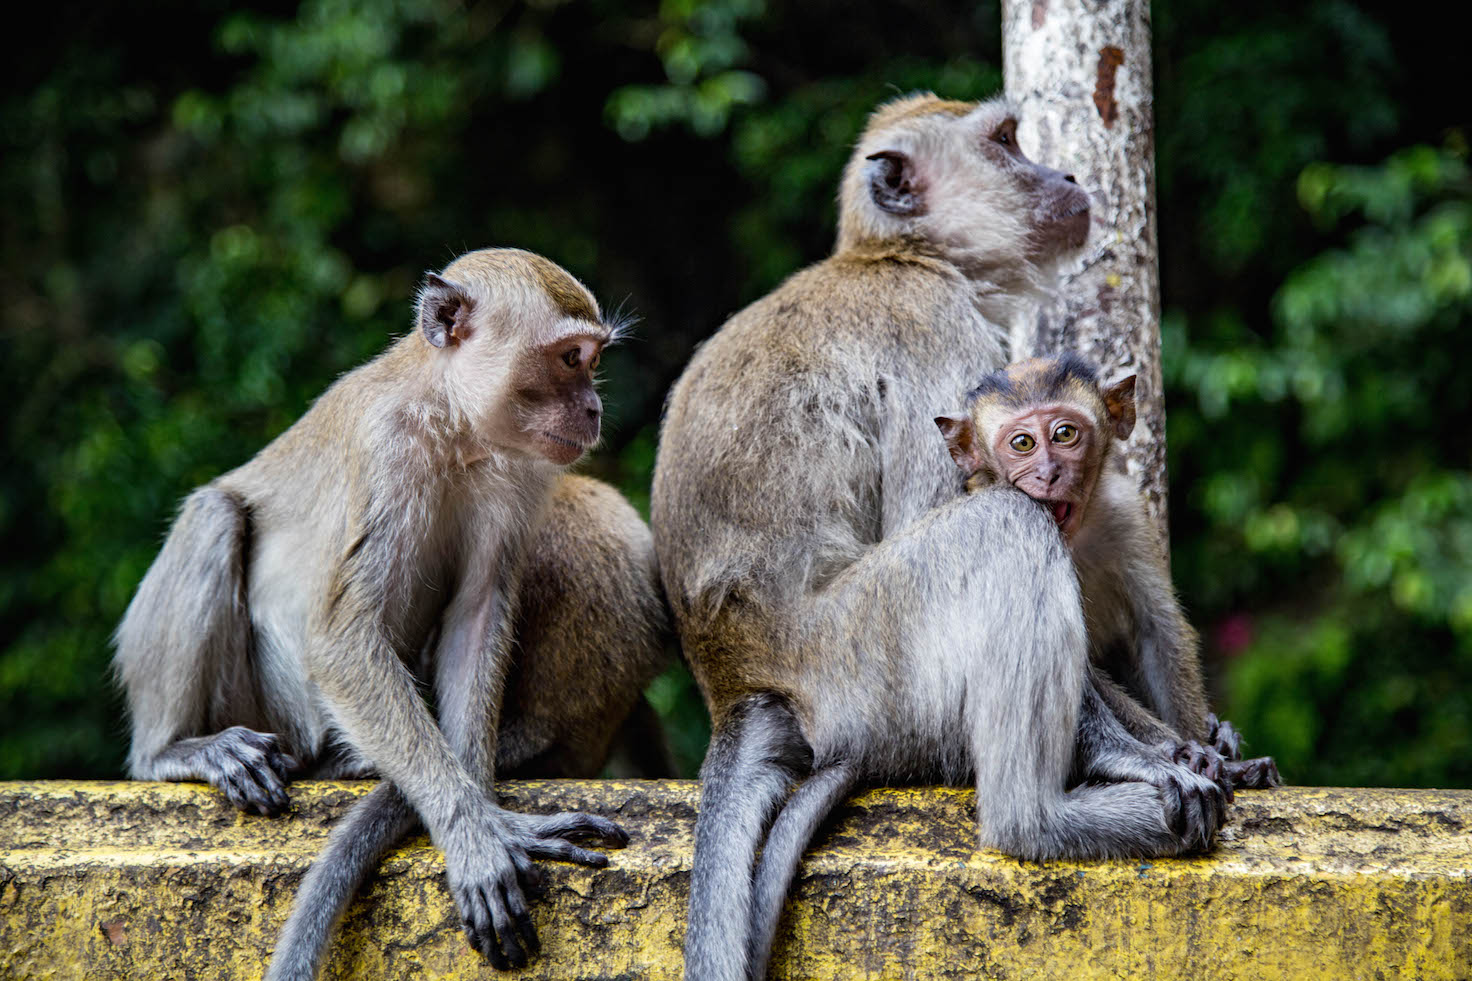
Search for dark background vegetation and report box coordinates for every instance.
[3,0,1467,786]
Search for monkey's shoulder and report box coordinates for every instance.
[678,257,977,407]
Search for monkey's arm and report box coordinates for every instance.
[1114,554,1282,789]
[1112,533,1211,741]
[434,573,627,966]
[1074,671,1228,850]
[1090,664,1183,746]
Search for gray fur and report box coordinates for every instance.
[114,249,653,980]
[651,95,1212,981]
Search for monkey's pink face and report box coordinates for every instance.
[992,404,1099,538]
[508,334,605,465]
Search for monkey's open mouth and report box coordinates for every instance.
[1049,501,1073,528]
[541,431,584,450]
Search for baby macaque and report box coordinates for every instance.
[936,353,1280,788]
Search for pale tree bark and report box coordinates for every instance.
[1002,0,1168,538]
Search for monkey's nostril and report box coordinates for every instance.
[1064,174,1077,184]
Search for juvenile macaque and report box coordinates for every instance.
[653,94,1228,981]
[936,353,1281,789]
[113,249,666,980]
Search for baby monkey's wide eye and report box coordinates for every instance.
[1009,433,1036,453]
[1052,423,1078,445]
[588,351,600,372]
[561,348,581,368]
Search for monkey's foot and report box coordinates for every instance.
[196,727,299,817]
[1151,764,1228,852]
[1223,755,1282,789]
[1206,714,1243,760]
[449,809,630,970]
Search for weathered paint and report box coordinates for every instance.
[0,782,1468,979]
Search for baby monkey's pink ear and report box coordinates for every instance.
[1103,375,1136,439]
[934,414,984,475]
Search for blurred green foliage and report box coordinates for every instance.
[1,0,1466,787]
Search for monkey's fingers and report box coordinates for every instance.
[456,883,504,969]
[522,837,611,868]
[1154,779,1188,841]
[528,811,629,847]
[488,882,530,970]
[1182,782,1223,852]
[509,846,546,896]
[1201,754,1235,805]
[266,746,303,778]
[1172,741,1234,803]
[215,758,289,817]
[1225,756,1282,789]
[503,873,541,958]
[1206,714,1244,760]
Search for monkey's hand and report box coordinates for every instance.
[443,805,628,970]
[1150,762,1229,853]
[1222,755,1282,789]
[1169,740,1235,803]
[1194,716,1281,789]
[197,726,299,817]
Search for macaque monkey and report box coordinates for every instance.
[935,353,1281,789]
[652,94,1229,981]
[113,248,668,980]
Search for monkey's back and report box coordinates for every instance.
[652,253,1008,719]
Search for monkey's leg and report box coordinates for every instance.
[499,474,672,778]
[822,489,1200,862]
[685,693,812,981]
[1091,665,1182,746]
[114,486,297,816]
[264,783,418,981]
[746,760,858,981]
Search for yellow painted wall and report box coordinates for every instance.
[0,781,1468,979]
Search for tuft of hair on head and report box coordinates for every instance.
[601,298,640,347]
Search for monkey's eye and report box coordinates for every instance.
[993,119,1018,148]
[1009,433,1035,453]
[1052,424,1078,445]
[561,348,581,369]
[588,351,600,372]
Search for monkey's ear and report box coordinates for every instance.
[417,273,474,349]
[865,150,924,216]
[934,414,983,475]
[1103,375,1136,439]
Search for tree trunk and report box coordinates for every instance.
[1002,0,1168,538]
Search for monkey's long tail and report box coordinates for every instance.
[264,781,416,981]
[746,760,858,981]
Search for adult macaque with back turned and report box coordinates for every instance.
[936,353,1281,790]
[652,94,1230,981]
[114,248,669,981]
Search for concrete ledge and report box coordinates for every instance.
[0,781,1468,979]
